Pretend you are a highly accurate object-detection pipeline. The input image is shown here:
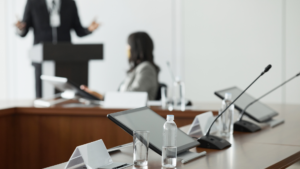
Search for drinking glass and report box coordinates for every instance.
[161,86,167,109]
[133,130,150,167]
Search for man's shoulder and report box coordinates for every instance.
[27,0,74,4]
[26,0,44,7]
[62,0,76,4]
[66,0,78,8]
[27,0,39,4]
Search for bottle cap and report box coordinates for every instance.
[225,93,232,100]
[167,115,174,121]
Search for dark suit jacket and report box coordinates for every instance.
[20,0,91,44]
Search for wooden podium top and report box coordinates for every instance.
[29,43,103,63]
[1,101,299,169]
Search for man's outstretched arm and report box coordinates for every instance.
[72,1,99,37]
[16,0,33,37]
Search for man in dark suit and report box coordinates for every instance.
[15,0,99,98]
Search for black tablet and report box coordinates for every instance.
[215,86,278,123]
[41,75,101,101]
[107,107,200,155]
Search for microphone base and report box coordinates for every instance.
[234,120,261,132]
[197,135,231,150]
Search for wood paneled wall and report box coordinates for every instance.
[0,109,15,169]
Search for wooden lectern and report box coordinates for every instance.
[29,43,103,86]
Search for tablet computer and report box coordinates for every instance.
[214,86,278,123]
[41,75,101,101]
[107,107,200,155]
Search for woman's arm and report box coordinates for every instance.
[126,65,158,101]
[127,67,157,92]
[80,85,104,100]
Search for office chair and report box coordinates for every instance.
[155,83,167,100]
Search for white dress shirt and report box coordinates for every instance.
[46,0,61,27]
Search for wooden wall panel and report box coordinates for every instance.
[40,116,72,168]
[38,115,133,168]
[0,114,14,169]
[15,115,41,169]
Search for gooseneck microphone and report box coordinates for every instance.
[234,71,300,132]
[198,64,272,150]
[166,61,176,82]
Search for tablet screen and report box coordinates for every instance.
[215,87,278,122]
[41,75,100,101]
[108,107,199,155]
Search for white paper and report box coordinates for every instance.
[102,92,148,109]
[78,140,113,169]
[65,140,113,169]
[187,111,219,136]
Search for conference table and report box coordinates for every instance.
[0,100,299,169]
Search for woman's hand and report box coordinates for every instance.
[80,85,104,100]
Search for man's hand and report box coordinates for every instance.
[88,20,100,32]
[15,20,26,31]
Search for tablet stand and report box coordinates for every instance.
[33,93,74,107]
[34,91,102,107]
[264,118,284,128]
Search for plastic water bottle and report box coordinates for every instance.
[220,93,235,137]
[172,77,185,111]
[162,115,177,168]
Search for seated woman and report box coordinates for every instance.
[81,32,160,100]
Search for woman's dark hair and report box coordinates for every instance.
[127,32,160,73]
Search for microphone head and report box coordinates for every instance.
[264,64,272,73]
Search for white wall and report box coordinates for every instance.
[183,0,293,104]
[4,0,300,104]
[6,0,34,99]
[6,0,177,99]
[0,0,7,100]
[285,0,300,104]
[72,0,175,95]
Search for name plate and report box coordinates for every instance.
[65,139,132,169]
[187,111,219,137]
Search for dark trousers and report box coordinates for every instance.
[32,62,42,98]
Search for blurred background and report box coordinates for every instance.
[0,0,299,104]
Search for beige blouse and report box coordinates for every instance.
[119,61,158,100]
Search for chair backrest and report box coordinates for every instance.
[155,83,168,100]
